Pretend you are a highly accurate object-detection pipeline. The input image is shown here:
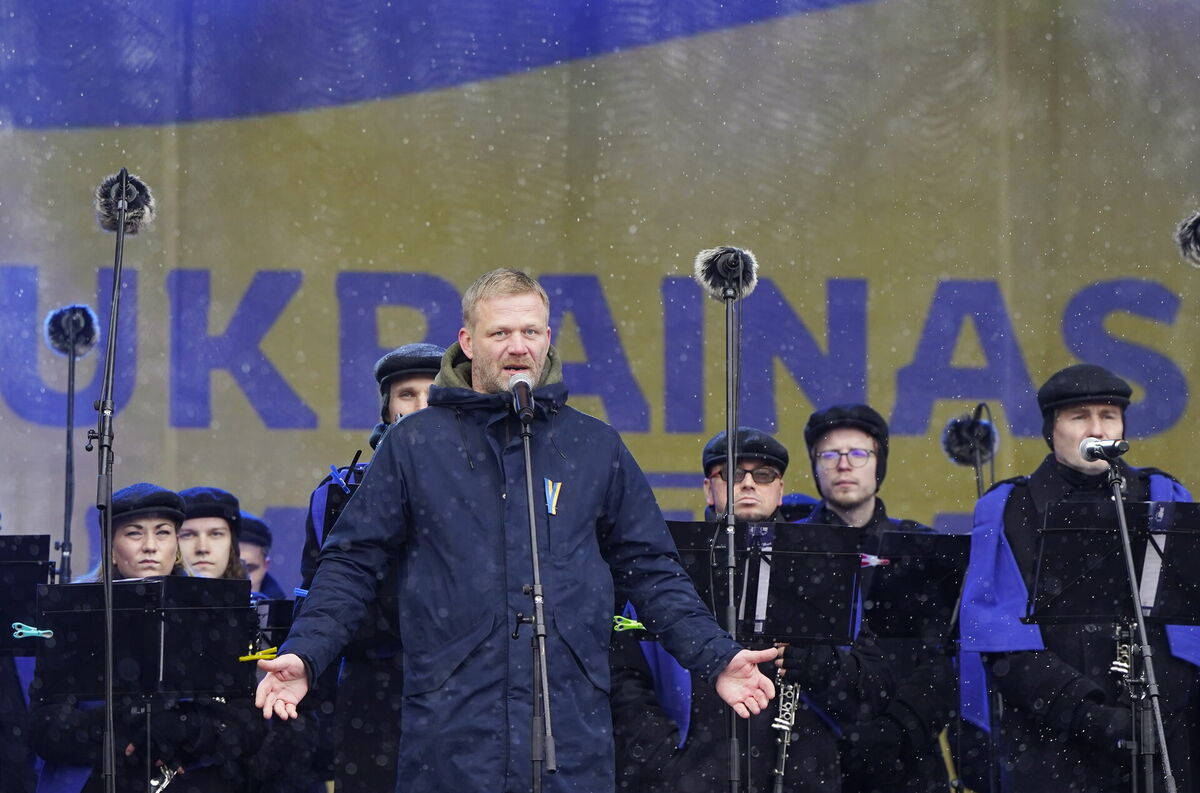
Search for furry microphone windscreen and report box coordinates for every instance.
[44,304,100,357]
[1177,211,1200,268]
[693,246,758,300]
[942,412,999,466]
[94,171,156,234]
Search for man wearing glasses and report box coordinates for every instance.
[774,404,956,793]
[613,427,876,792]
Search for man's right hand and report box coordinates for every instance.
[255,653,309,720]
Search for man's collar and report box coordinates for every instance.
[810,497,889,529]
[1028,453,1128,516]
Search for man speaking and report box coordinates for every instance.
[256,268,776,792]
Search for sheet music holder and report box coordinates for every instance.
[860,530,970,641]
[33,576,257,703]
[1025,501,1200,626]
[666,520,860,646]
[252,596,294,649]
[0,534,53,655]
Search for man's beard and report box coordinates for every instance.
[827,489,873,513]
[473,359,541,395]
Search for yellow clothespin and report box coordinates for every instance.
[612,615,645,632]
[239,646,278,662]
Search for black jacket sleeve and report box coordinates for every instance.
[609,628,681,783]
[985,649,1107,742]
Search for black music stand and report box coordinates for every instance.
[0,535,53,656]
[252,596,294,650]
[1025,501,1200,627]
[860,531,970,642]
[33,576,257,703]
[1025,500,1200,793]
[666,520,861,647]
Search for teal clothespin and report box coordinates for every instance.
[11,622,53,640]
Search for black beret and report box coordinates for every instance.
[374,343,445,388]
[179,487,241,536]
[1037,364,1132,415]
[702,427,789,475]
[109,483,185,530]
[1037,363,1132,448]
[238,511,272,550]
[804,404,890,489]
[374,342,446,423]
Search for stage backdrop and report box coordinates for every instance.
[1,0,1197,594]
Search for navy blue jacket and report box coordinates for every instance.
[282,379,739,792]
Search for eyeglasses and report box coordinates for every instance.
[709,467,782,485]
[814,448,874,468]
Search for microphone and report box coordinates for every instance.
[941,403,999,466]
[1079,437,1130,462]
[94,170,156,234]
[1177,211,1200,268]
[693,246,758,300]
[508,372,535,423]
[44,305,100,357]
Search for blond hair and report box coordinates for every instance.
[461,268,549,330]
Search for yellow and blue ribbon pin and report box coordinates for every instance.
[544,478,562,515]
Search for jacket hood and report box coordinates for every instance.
[433,341,563,390]
[431,342,567,413]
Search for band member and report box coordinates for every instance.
[612,427,888,792]
[178,487,247,580]
[238,512,285,598]
[960,364,1200,792]
[28,483,263,793]
[256,268,777,793]
[792,404,955,792]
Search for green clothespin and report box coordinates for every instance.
[11,622,53,640]
[612,615,644,632]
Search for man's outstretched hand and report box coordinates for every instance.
[255,653,309,720]
[715,647,778,718]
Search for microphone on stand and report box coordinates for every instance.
[90,169,154,793]
[942,402,999,498]
[45,305,100,356]
[941,403,999,466]
[1176,211,1200,268]
[693,246,758,300]
[94,171,156,234]
[1080,437,1130,462]
[509,372,536,424]
[693,243,760,793]
[44,304,100,585]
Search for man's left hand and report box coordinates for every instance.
[715,647,778,718]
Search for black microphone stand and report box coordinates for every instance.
[721,280,743,793]
[513,397,557,791]
[58,318,82,584]
[1106,460,1176,793]
[85,168,134,793]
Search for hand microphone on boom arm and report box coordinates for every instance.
[1079,437,1130,462]
[509,372,536,424]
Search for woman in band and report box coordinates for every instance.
[28,483,264,793]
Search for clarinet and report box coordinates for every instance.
[772,668,801,793]
[149,767,176,792]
